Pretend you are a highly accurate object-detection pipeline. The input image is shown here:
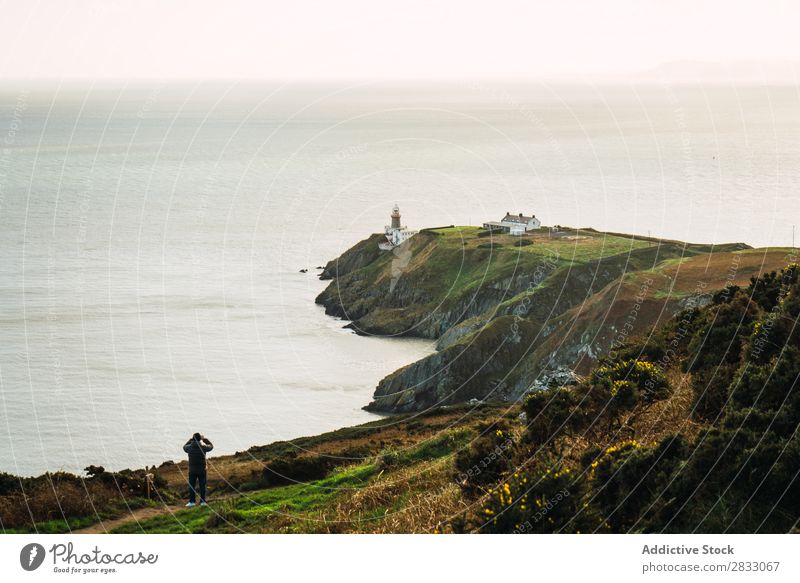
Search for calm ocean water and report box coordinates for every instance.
[1,81,799,476]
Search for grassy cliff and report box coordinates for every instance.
[317,226,791,413]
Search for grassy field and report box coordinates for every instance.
[403,226,653,307]
[112,463,379,534]
[110,427,476,534]
[428,225,651,264]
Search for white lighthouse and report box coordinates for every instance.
[379,204,417,251]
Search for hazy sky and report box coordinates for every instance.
[1,0,798,80]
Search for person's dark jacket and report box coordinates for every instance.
[183,437,214,473]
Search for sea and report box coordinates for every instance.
[1,81,799,476]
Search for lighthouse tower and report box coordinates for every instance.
[390,204,401,229]
[380,203,418,251]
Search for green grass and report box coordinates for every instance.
[111,427,474,534]
[432,228,650,270]
[514,235,649,263]
[380,428,474,468]
[112,464,378,534]
[428,226,482,236]
[3,514,101,534]
[648,255,692,271]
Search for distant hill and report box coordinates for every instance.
[633,60,800,83]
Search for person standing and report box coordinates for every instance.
[183,433,213,507]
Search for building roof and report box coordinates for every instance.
[502,212,537,224]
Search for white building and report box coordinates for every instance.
[482,212,541,235]
[379,204,418,251]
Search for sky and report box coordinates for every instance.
[0,0,799,80]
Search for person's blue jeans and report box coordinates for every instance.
[188,470,207,504]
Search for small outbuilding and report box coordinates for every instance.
[483,212,541,235]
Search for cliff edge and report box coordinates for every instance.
[316,225,789,413]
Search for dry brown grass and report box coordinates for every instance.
[284,459,470,534]
[628,370,703,444]
[662,249,793,295]
[554,368,702,469]
[372,482,465,534]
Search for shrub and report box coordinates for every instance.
[744,276,800,365]
[0,472,21,496]
[591,359,670,404]
[711,285,740,305]
[0,472,120,530]
[728,346,800,421]
[89,468,164,495]
[690,365,734,421]
[261,455,337,487]
[609,335,668,365]
[564,359,668,435]
[454,425,515,491]
[684,272,799,420]
[651,427,798,532]
[477,465,588,533]
[747,265,798,312]
[589,436,687,532]
[684,293,757,374]
[523,388,578,445]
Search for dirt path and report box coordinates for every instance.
[73,492,241,534]
[73,504,188,534]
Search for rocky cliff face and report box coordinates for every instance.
[365,244,689,412]
[317,229,562,338]
[319,233,385,281]
[317,226,783,413]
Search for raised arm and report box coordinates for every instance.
[201,438,214,453]
[183,440,193,453]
